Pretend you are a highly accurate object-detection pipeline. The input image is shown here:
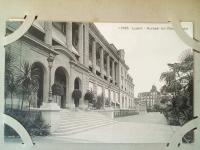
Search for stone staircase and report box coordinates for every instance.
[52,109,116,137]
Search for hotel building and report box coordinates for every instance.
[6,21,135,110]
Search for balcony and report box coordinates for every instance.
[52,25,66,46]
[33,21,45,32]
[96,65,100,72]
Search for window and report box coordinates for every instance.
[89,36,93,61]
[53,22,66,34]
[72,23,79,49]
[89,82,94,91]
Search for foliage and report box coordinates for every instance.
[16,62,40,110]
[72,89,82,99]
[94,95,103,109]
[111,102,115,107]
[84,90,94,103]
[153,104,161,112]
[5,51,17,110]
[5,51,41,110]
[160,50,193,143]
[105,98,110,107]
[52,83,64,96]
[5,109,50,136]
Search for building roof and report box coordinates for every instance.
[89,23,129,69]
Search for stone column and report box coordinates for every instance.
[43,70,49,103]
[93,81,97,103]
[68,65,74,108]
[114,92,116,109]
[78,23,84,64]
[92,40,96,74]
[112,60,115,84]
[108,89,111,107]
[100,47,104,78]
[102,86,105,108]
[84,23,89,67]
[44,21,52,45]
[115,63,119,85]
[106,55,110,79]
[66,22,72,50]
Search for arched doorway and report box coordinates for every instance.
[74,77,81,90]
[73,77,82,108]
[54,67,67,108]
[32,62,45,108]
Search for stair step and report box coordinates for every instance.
[59,119,112,127]
[53,110,115,136]
[59,117,110,124]
[53,122,114,136]
[58,120,115,130]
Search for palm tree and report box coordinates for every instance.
[16,62,40,110]
[5,51,16,108]
[7,73,17,110]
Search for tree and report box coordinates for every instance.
[160,50,193,126]
[7,74,17,110]
[72,89,82,108]
[95,95,103,109]
[5,51,16,108]
[84,90,94,104]
[16,62,39,110]
[52,83,64,102]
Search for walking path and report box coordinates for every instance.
[46,112,179,143]
[5,112,180,144]
[115,112,168,125]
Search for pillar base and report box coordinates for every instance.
[40,102,61,133]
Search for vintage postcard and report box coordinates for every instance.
[3,20,194,146]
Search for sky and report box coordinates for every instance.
[95,22,193,96]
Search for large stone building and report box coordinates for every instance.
[138,85,161,111]
[6,21,135,110]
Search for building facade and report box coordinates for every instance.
[6,21,135,110]
[138,85,161,111]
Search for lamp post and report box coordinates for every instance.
[47,54,54,103]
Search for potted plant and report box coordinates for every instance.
[52,83,63,102]
[72,89,82,108]
[84,90,94,108]
[95,95,103,109]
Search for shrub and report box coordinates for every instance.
[72,89,82,99]
[72,89,82,107]
[105,98,110,107]
[162,96,194,143]
[52,83,63,96]
[84,90,94,104]
[94,95,103,109]
[5,109,50,137]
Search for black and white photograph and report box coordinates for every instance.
[3,20,194,145]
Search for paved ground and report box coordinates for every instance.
[5,112,179,144]
[4,112,193,150]
[44,112,179,143]
[115,112,168,125]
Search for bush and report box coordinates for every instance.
[72,89,82,107]
[84,90,94,104]
[52,83,64,96]
[5,109,50,137]
[94,96,103,109]
[105,98,110,107]
[162,96,193,143]
[72,89,82,99]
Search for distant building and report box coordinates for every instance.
[138,85,161,111]
[134,97,146,113]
